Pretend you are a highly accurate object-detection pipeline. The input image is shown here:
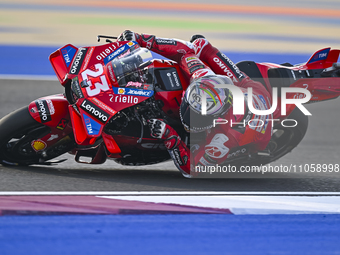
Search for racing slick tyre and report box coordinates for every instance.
[0,106,73,166]
[246,107,309,166]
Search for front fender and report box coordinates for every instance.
[28,94,71,130]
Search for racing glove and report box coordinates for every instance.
[148,119,180,150]
[117,30,138,42]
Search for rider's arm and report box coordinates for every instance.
[190,38,247,83]
[118,30,214,80]
[118,30,248,83]
[148,119,191,177]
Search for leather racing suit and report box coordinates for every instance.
[119,32,273,177]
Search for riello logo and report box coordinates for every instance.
[201,85,312,116]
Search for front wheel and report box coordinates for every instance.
[0,107,74,166]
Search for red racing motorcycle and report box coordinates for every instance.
[0,36,339,167]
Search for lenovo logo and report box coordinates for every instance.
[80,99,109,123]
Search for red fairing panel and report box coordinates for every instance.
[49,44,78,85]
[28,94,70,128]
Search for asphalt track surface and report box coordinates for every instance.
[0,78,339,192]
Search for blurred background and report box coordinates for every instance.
[0,0,339,76]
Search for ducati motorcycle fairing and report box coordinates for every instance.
[1,38,340,168]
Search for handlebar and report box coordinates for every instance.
[97,35,118,43]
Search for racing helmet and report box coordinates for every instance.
[180,75,234,132]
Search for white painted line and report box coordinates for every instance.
[0,75,57,81]
[0,191,340,196]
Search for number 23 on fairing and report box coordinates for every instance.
[81,64,110,97]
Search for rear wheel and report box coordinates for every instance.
[0,107,74,166]
[244,107,309,166]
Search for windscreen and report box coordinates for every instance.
[108,47,155,90]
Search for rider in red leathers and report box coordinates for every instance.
[118,30,273,177]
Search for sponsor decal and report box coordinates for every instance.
[31,139,47,152]
[127,81,143,88]
[70,48,88,75]
[118,88,125,94]
[309,48,330,63]
[166,71,181,88]
[83,113,101,135]
[185,57,197,63]
[80,99,110,123]
[112,87,154,97]
[189,64,205,74]
[71,77,84,99]
[35,99,51,123]
[205,133,230,159]
[103,42,136,65]
[227,147,247,159]
[46,99,55,115]
[112,94,139,104]
[156,38,177,45]
[126,88,153,97]
[61,46,77,68]
[187,60,201,68]
[215,52,245,81]
[57,118,69,130]
[172,147,183,166]
[117,49,131,59]
[91,98,116,116]
[82,47,94,71]
[95,43,120,61]
[107,63,116,83]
